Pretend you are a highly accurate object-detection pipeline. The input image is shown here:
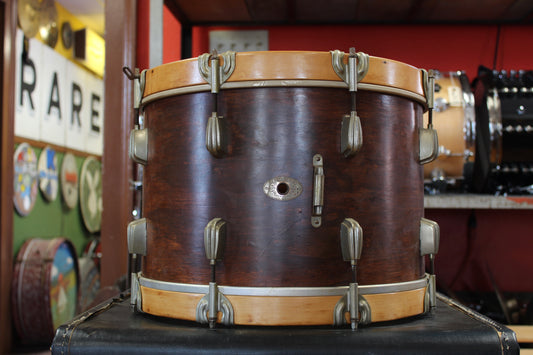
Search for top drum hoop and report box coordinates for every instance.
[140,51,427,107]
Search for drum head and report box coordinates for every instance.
[38,146,59,202]
[60,153,79,209]
[50,241,78,329]
[14,143,39,216]
[79,156,103,233]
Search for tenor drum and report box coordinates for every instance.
[129,51,439,327]
[423,71,476,181]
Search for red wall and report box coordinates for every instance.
[153,18,533,293]
[136,0,182,70]
[192,25,533,79]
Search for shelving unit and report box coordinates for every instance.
[425,194,533,209]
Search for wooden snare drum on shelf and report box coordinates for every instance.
[127,50,440,328]
[423,71,476,182]
[12,238,79,343]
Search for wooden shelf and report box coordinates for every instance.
[424,194,533,209]
[165,0,533,25]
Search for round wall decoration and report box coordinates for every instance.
[79,156,102,233]
[38,146,59,202]
[60,153,79,209]
[61,21,73,49]
[13,143,38,216]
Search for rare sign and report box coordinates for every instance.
[15,29,104,156]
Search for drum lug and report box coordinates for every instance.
[341,112,363,157]
[122,67,145,110]
[128,218,147,310]
[340,218,364,330]
[204,218,226,262]
[420,218,440,308]
[135,69,146,110]
[330,49,369,88]
[130,272,143,311]
[420,69,438,165]
[340,218,363,262]
[419,127,438,164]
[420,218,440,257]
[334,292,371,327]
[129,128,148,165]
[312,154,324,228]
[202,218,228,328]
[127,218,147,256]
[424,273,438,312]
[422,69,436,113]
[205,112,227,158]
[196,283,235,326]
[198,50,236,93]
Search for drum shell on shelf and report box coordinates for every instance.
[140,51,426,289]
[423,72,476,180]
[11,238,79,344]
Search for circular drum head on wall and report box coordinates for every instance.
[13,143,39,216]
[60,152,79,210]
[38,146,59,202]
[50,240,79,329]
[80,156,102,233]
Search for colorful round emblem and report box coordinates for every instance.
[38,146,59,202]
[50,241,78,329]
[60,153,79,209]
[13,143,39,216]
[80,156,102,233]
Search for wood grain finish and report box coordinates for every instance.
[100,0,136,287]
[143,52,425,99]
[140,285,427,325]
[1,0,17,351]
[142,85,425,288]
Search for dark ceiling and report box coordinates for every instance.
[165,0,533,25]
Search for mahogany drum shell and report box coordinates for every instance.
[142,86,425,288]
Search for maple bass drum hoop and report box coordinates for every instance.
[134,51,434,326]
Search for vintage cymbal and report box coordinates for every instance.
[41,20,59,48]
[18,0,58,39]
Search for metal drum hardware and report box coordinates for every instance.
[420,218,440,309]
[199,50,236,158]
[312,154,324,228]
[339,218,365,330]
[419,69,439,165]
[332,48,368,158]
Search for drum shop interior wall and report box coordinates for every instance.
[149,20,533,294]
[13,3,102,258]
[13,146,97,257]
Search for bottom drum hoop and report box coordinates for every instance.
[135,274,429,326]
